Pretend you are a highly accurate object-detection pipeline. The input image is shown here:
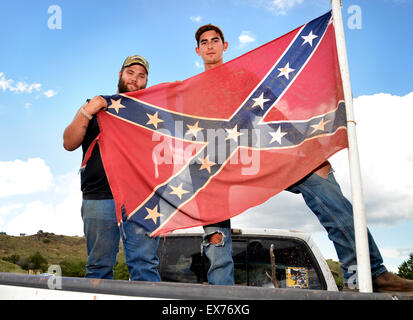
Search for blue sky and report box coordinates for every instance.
[1,0,412,273]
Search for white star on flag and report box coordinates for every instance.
[146,111,164,129]
[269,126,287,144]
[185,121,203,137]
[301,31,318,47]
[251,92,271,110]
[144,205,163,224]
[108,98,126,114]
[277,62,295,80]
[225,125,244,142]
[311,119,331,134]
[198,155,216,173]
[169,183,190,200]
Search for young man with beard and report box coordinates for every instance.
[194,24,413,292]
[63,55,161,282]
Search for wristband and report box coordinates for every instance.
[80,107,93,120]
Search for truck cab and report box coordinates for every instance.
[157,228,338,291]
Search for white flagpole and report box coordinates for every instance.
[330,0,373,292]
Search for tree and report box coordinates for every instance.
[2,254,20,265]
[27,252,48,272]
[398,254,413,280]
[60,260,86,277]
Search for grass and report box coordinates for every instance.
[0,259,26,274]
[0,231,125,273]
[0,232,87,266]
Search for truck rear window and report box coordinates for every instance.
[157,234,325,290]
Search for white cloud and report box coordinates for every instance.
[0,72,15,92]
[5,170,83,236]
[0,203,24,216]
[250,0,305,15]
[0,71,57,99]
[232,189,324,233]
[194,60,203,69]
[43,89,57,98]
[238,31,256,48]
[0,158,53,198]
[380,246,413,272]
[381,247,407,260]
[15,82,42,93]
[347,92,413,225]
[190,15,202,23]
[6,201,55,236]
[0,72,42,94]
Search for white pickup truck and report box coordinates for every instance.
[0,228,407,300]
[157,228,337,291]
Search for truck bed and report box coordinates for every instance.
[0,272,409,300]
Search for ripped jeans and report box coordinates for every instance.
[202,221,235,285]
[286,169,387,283]
[81,199,161,282]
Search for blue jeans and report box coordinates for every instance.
[81,199,161,281]
[202,223,235,285]
[286,169,387,283]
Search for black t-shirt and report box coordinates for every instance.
[81,116,113,199]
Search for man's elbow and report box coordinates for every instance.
[63,137,80,151]
[63,141,76,151]
[63,127,82,151]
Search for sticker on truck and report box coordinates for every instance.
[286,267,308,289]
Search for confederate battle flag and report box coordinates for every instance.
[90,11,347,237]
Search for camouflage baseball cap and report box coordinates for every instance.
[121,55,149,74]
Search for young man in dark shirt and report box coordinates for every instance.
[63,55,161,281]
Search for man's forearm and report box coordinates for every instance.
[63,105,91,151]
[63,96,107,151]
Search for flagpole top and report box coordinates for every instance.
[331,0,343,8]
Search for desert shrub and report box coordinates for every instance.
[60,259,86,277]
[27,252,48,272]
[114,261,130,280]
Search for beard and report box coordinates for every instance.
[117,75,146,93]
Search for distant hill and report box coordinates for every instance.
[0,230,126,278]
[0,231,88,266]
